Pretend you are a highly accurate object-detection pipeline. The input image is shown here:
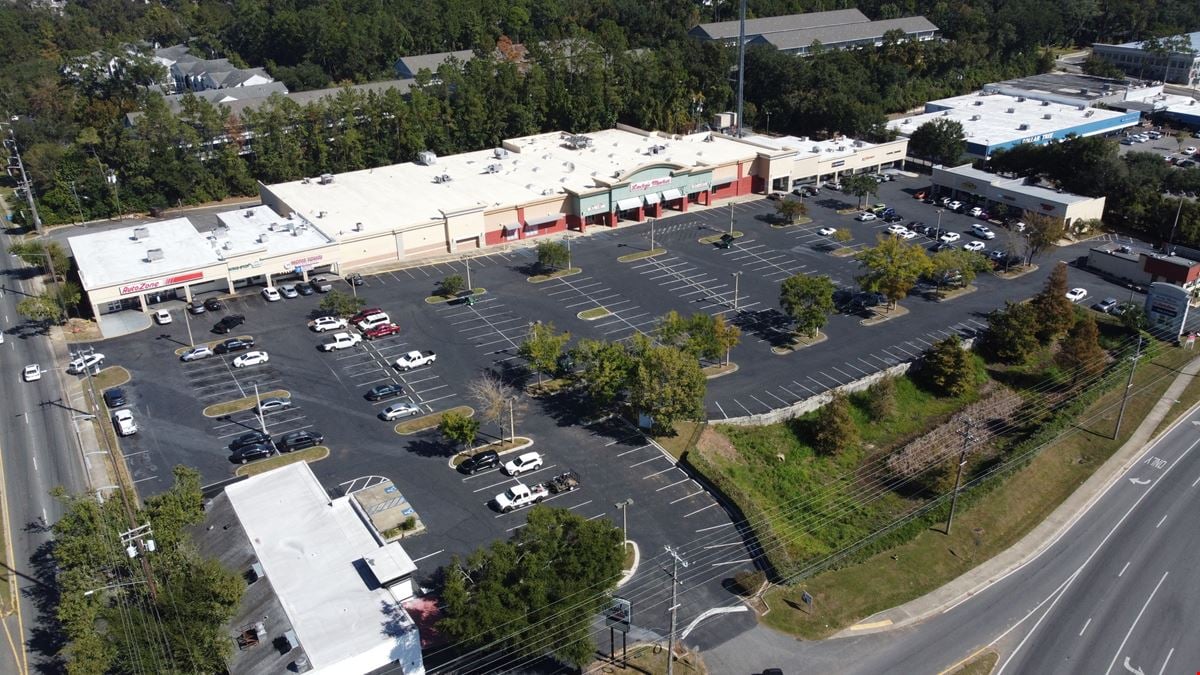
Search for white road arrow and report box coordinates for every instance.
[1191,420,1200,425]
[1129,478,1151,485]
[1123,656,1144,675]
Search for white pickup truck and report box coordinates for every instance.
[320,332,363,352]
[493,483,549,513]
[393,350,436,370]
[112,409,138,436]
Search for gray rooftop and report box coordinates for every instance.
[395,49,476,78]
[940,164,1095,204]
[1111,30,1200,52]
[983,72,1134,102]
[689,9,869,41]
[753,16,940,51]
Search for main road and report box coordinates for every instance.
[702,398,1200,674]
[0,227,90,675]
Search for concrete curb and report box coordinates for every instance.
[836,353,1200,637]
[617,541,640,588]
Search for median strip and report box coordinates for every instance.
[203,390,291,418]
[235,446,330,477]
[424,288,487,304]
[698,231,743,244]
[617,248,667,262]
[577,306,612,321]
[448,437,534,468]
[527,267,582,283]
[394,405,475,435]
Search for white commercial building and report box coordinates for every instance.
[931,164,1107,227]
[1092,32,1200,86]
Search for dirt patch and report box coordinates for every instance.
[696,426,739,463]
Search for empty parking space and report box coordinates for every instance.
[435,295,530,363]
[541,274,659,341]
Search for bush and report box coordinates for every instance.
[733,569,766,596]
[439,274,466,297]
[400,515,417,531]
[865,376,897,421]
[811,391,857,456]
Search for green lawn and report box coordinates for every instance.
[235,446,329,476]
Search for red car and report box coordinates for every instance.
[364,322,402,340]
[350,307,384,325]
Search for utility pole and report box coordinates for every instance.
[734,0,746,137]
[464,257,472,291]
[1114,335,1144,439]
[5,119,67,317]
[731,271,741,312]
[945,417,976,535]
[650,218,656,251]
[664,545,688,675]
[728,202,735,235]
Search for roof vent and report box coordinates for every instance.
[494,147,508,159]
[1084,110,1095,117]
[1017,96,1026,102]
[1077,104,1086,110]
[145,248,164,262]
[258,233,268,243]
[970,114,981,121]
[1006,108,1015,113]
[973,100,983,106]
[245,209,254,217]
[317,211,327,218]
[1041,100,1051,106]
[1043,113,1053,119]
[319,173,334,184]
[132,226,149,240]
[354,222,364,232]
[417,150,437,165]
[433,175,443,184]
[1018,123,1030,130]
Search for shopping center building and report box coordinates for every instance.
[69,125,907,320]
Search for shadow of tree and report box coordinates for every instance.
[23,538,66,674]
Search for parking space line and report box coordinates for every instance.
[605,434,643,447]
[713,401,728,419]
[696,522,732,532]
[629,455,668,468]
[748,394,771,410]
[733,399,752,415]
[670,490,707,504]
[764,390,790,405]
[685,502,720,518]
[655,477,692,492]
[643,466,682,479]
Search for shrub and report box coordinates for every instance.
[733,569,766,596]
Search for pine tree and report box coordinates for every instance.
[1031,263,1076,344]
[1057,314,1107,384]
[812,391,858,456]
[919,336,974,397]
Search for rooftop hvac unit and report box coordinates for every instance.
[318,210,327,218]
[301,177,310,184]
[941,110,950,116]
[258,233,268,243]
[287,212,295,219]
[1017,96,1026,102]
[354,222,363,232]
[1077,104,1087,110]
[1085,110,1095,117]
[291,227,299,236]
[494,147,508,159]
[145,248,164,261]
[564,134,594,150]
[245,209,254,217]
[1043,113,1053,119]
[970,114,981,121]
[1006,108,1015,113]
[417,150,437,165]
[433,175,443,183]
[132,226,149,240]
[799,136,810,142]
[1018,123,1030,130]
[811,145,820,153]
[1041,100,1051,106]
[903,119,911,124]
[853,140,863,147]
[542,188,554,195]
[223,241,232,250]
[484,164,500,174]
[973,100,983,106]
[319,173,334,184]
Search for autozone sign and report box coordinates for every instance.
[120,270,204,296]
[629,176,672,192]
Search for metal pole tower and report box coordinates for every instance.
[664,545,688,675]
[1115,335,1144,439]
[946,417,976,535]
[735,0,747,137]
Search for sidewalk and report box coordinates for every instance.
[837,353,1200,637]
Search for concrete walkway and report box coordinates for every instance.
[837,352,1200,637]
[96,310,153,339]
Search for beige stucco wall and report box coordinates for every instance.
[85,261,230,307]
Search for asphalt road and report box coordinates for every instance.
[700,390,1200,674]
[0,229,91,675]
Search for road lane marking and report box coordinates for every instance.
[1119,561,1130,577]
[1155,514,1167,528]
[1079,617,1092,636]
[1103,570,1169,675]
[1155,648,1173,675]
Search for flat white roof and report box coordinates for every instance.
[263,128,759,239]
[225,462,423,675]
[939,164,1095,204]
[888,92,1135,148]
[741,133,879,161]
[68,217,220,289]
[212,206,334,259]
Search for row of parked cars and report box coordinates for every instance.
[227,426,324,464]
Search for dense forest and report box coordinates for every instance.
[0,0,1198,227]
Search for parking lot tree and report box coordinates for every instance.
[571,338,634,409]
[438,410,480,449]
[811,390,857,456]
[865,376,897,421]
[1057,313,1106,384]
[438,274,466,297]
[628,336,706,433]
[776,198,808,224]
[656,311,741,363]
[467,372,524,441]
[1031,262,1077,344]
[833,228,853,244]
[918,335,974,397]
[1174,130,1190,153]
[17,294,65,324]
[1023,212,1066,264]
[1121,304,1149,333]
[779,274,835,338]
[854,236,933,310]
[318,289,366,317]
[536,240,570,272]
[908,118,967,167]
[439,506,623,668]
[519,321,571,386]
[982,301,1040,364]
[842,173,879,209]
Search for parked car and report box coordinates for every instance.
[503,451,544,476]
[279,284,299,299]
[900,230,919,240]
[103,387,127,408]
[971,224,996,240]
[350,308,386,325]
[212,314,246,334]
[320,332,362,351]
[230,429,272,451]
[215,337,255,354]
[230,443,274,464]
[153,309,172,325]
[365,383,406,401]
[1066,287,1088,302]
[380,402,422,420]
[356,313,391,331]
[868,203,888,215]
[22,364,42,382]
[181,345,214,362]
[855,212,877,222]
[817,227,837,236]
[311,316,349,332]
[947,200,964,211]
[882,214,903,223]
[1093,297,1119,314]
[493,482,548,513]
[346,272,365,286]
[295,283,315,296]
[1186,146,1197,155]
[262,286,282,302]
[963,241,986,252]
[188,300,207,314]
[232,350,270,368]
[824,180,843,191]
[204,298,224,311]
[767,192,785,201]
[67,353,105,374]
[885,223,908,236]
[939,232,961,243]
[968,206,984,218]
[394,350,436,370]
[256,397,292,414]
[276,429,324,452]
[459,450,500,475]
[310,277,333,293]
[112,409,138,437]
[364,323,402,340]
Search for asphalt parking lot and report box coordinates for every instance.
[84,172,1147,647]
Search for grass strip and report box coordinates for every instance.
[174,334,254,356]
[527,267,582,283]
[423,288,487,304]
[771,332,828,354]
[702,362,738,378]
[860,304,909,325]
[586,644,707,675]
[698,231,743,244]
[235,446,329,477]
[395,405,475,435]
[525,377,573,397]
[947,649,999,675]
[203,390,290,418]
[771,217,813,228]
[450,437,533,467]
[577,306,612,320]
[618,248,667,262]
[91,366,132,391]
[653,420,704,461]
[760,346,1200,639]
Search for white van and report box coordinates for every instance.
[357,313,391,331]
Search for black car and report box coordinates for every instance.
[276,430,324,452]
[212,314,246,334]
[714,233,735,249]
[187,300,207,314]
[882,214,903,223]
[204,298,224,311]
[215,337,255,354]
[346,272,364,286]
[230,442,274,464]
[295,283,315,296]
[103,387,127,408]
[459,450,500,475]
[366,383,406,401]
[230,429,272,451]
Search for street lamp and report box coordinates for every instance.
[614,498,634,544]
[764,109,771,136]
[935,209,944,239]
[730,271,742,312]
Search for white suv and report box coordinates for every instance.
[971,224,996,240]
[357,313,391,331]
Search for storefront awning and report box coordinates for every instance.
[616,197,642,211]
[525,213,562,227]
[686,183,710,194]
[661,189,683,201]
[502,223,521,234]
[643,193,661,205]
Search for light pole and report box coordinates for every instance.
[731,271,742,312]
[69,180,85,224]
[650,218,656,251]
[614,498,634,544]
[464,257,472,291]
[935,209,944,239]
[254,382,266,434]
[764,109,771,136]
[182,302,195,347]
